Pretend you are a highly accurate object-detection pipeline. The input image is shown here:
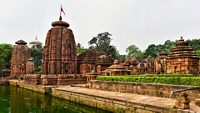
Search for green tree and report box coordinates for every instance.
[186,39,200,50]
[144,40,175,58]
[30,44,43,71]
[195,50,200,56]
[163,40,175,52]
[116,54,127,62]
[126,44,143,61]
[0,44,12,69]
[88,32,119,59]
[186,39,200,56]
[144,44,158,58]
[76,43,87,55]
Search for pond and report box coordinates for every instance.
[0,85,111,113]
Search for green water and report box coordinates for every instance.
[0,85,111,113]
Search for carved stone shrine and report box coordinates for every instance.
[42,17,77,74]
[166,37,200,74]
[10,40,31,77]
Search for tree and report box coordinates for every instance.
[88,32,119,59]
[29,44,43,71]
[186,38,200,56]
[126,44,143,61]
[76,43,87,55]
[0,44,12,69]
[163,40,175,52]
[186,39,200,50]
[144,44,158,58]
[144,40,175,58]
[195,50,200,56]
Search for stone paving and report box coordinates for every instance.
[56,85,200,112]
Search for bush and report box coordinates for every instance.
[96,76,200,86]
[99,74,195,77]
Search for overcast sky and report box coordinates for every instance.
[0,0,200,54]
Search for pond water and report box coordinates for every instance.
[0,85,111,113]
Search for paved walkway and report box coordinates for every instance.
[56,85,200,112]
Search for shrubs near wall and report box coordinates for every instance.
[96,75,200,86]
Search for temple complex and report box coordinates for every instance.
[10,40,31,77]
[77,48,113,74]
[42,17,77,74]
[166,37,200,74]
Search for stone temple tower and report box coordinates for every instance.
[10,40,31,77]
[42,17,77,74]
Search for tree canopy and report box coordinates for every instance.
[88,32,119,59]
[186,38,200,55]
[29,44,43,72]
[144,40,175,58]
[126,44,143,61]
[77,43,87,55]
[0,43,12,70]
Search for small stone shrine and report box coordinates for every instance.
[10,40,31,78]
[144,55,155,74]
[26,57,35,74]
[103,60,130,75]
[166,37,200,74]
[42,17,77,74]
[77,48,113,74]
[122,57,138,75]
[154,52,168,74]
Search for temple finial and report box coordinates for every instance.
[180,36,183,40]
[59,15,62,21]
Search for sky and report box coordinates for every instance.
[0,0,200,54]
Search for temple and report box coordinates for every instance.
[166,37,200,74]
[77,48,113,74]
[29,36,42,47]
[42,17,77,74]
[10,40,31,78]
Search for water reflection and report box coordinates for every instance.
[0,85,111,113]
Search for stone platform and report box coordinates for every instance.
[9,80,200,113]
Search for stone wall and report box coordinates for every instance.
[57,74,87,85]
[24,74,87,85]
[24,74,41,85]
[88,80,200,100]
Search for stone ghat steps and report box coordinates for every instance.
[9,80,200,113]
[54,85,200,113]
